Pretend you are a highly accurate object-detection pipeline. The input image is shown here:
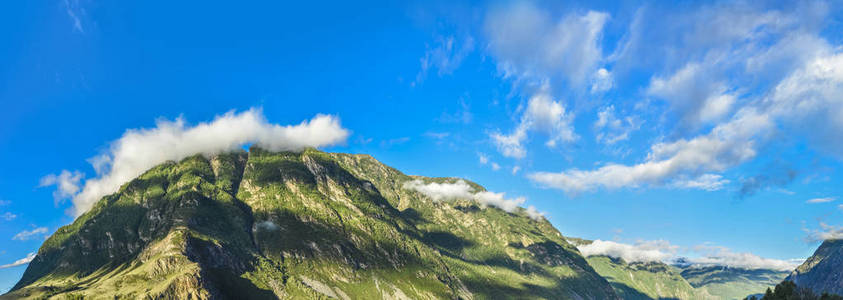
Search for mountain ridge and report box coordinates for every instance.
[3,147,617,299]
[785,239,843,296]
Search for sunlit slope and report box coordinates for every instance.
[785,239,843,296]
[3,148,616,299]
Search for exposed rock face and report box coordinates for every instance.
[2,148,617,299]
[786,239,843,295]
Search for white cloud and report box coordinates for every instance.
[806,197,835,204]
[577,239,800,271]
[490,125,528,159]
[530,107,769,192]
[403,179,541,220]
[647,62,736,128]
[577,239,678,263]
[591,68,614,93]
[594,105,641,145]
[39,170,84,204]
[477,152,489,165]
[491,162,501,171]
[485,3,608,86]
[686,245,801,271]
[403,180,474,202]
[12,227,48,241]
[414,35,474,86]
[491,89,576,158]
[511,166,521,175]
[1,212,15,221]
[0,252,36,269]
[45,108,349,217]
[670,174,730,191]
[809,223,843,241]
[63,0,84,33]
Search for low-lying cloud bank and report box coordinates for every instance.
[576,239,801,271]
[403,179,543,220]
[41,108,350,217]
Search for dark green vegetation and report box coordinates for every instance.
[2,148,617,299]
[744,281,842,300]
[679,266,789,300]
[786,239,843,296]
[568,238,791,300]
[566,238,703,299]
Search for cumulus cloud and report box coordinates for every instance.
[485,2,608,86]
[490,163,501,171]
[491,89,576,158]
[591,68,613,93]
[530,107,770,192]
[12,227,48,241]
[531,49,843,194]
[806,197,835,204]
[403,179,542,220]
[402,179,474,202]
[39,170,84,204]
[43,108,349,217]
[577,239,800,271]
[0,252,36,269]
[577,240,678,263]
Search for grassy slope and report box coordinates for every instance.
[584,256,704,300]
[3,148,616,299]
[680,266,789,300]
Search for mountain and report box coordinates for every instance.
[2,148,617,299]
[567,238,705,299]
[678,266,788,300]
[785,239,843,295]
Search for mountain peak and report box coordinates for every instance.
[3,149,616,299]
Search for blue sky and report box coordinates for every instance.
[2,0,843,292]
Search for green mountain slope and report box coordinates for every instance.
[785,239,843,295]
[2,148,616,299]
[567,238,705,300]
[678,266,788,300]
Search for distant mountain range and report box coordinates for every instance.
[567,238,792,300]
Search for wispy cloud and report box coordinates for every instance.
[63,0,84,33]
[806,197,836,204]
[42,108,349,217]
[12,227,48,241]
[1,212,16,221]
[0,252,36,269]
[414,35,474,86]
